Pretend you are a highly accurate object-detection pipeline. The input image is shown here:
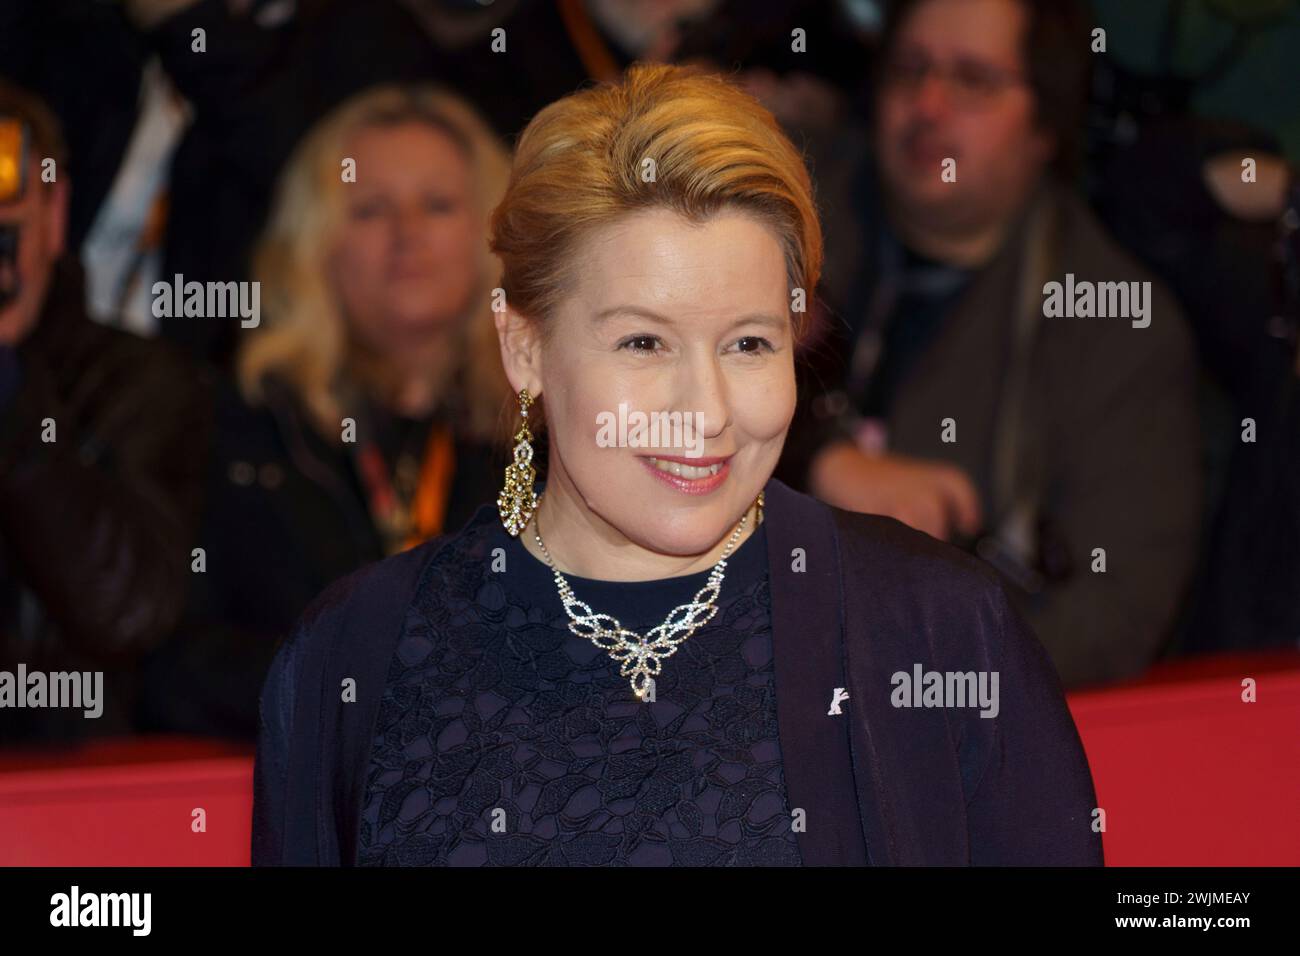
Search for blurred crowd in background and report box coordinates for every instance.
[1,0,1297,747]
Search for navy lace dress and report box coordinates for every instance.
[356,515,803,866]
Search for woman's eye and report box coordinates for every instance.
[424,197,454,214]
[619,335,663,355]
[734,336,775,354]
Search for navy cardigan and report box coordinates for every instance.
[251,476,1104,866]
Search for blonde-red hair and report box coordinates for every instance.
[489,62,823,343]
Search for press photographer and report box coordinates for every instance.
[0,80,208,744]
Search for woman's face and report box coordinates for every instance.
[529,206,796,558]
[329,121,480,355]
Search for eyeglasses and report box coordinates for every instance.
[880,51,1029,107]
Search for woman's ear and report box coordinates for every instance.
[494,304,544,397]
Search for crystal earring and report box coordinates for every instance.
[498,388,540,536]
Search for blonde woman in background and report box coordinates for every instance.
[137,85,513,741]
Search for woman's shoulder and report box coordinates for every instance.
[266,539,435,686]
[278,503,501,660]
[766,477,1003,606]
[765,478,1022,658]
[300,513,489,633]
[253,520,498,864]
[820,504,1064,720]
[831,506,1005,604]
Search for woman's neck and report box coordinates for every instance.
[351,325,461,417]
[516,468,762,582]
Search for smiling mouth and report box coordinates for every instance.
[644,456,727,479]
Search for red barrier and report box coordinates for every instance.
[1068,651,1300,866]
[0,737,253,866]
[1,652,1297,866]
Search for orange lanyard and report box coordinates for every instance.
[356,418,456,554]
[403,422,455,550]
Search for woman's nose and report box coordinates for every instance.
[391,204,427,245]
[679,354,731,443]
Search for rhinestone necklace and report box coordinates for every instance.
[532,494,753,702]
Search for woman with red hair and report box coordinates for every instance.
[253,63,1102,867]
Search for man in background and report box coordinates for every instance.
[778,0,1202,687]
[0,81,208,744]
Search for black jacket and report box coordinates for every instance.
[0,258,209,743]
[136,374,504,740]
[252,476,1103,866]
